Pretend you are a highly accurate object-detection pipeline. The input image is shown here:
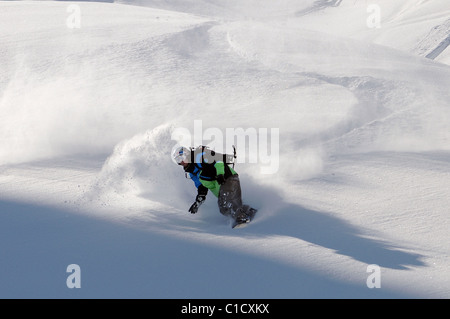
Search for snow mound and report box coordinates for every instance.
[0,1,209,165]
[225,21,450,156]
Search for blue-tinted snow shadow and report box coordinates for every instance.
[251,204,425,270]
[235,180,426,271]
[0,200,417,298]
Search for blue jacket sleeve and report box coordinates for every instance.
[190,172,208,196]
[189,172,202,188]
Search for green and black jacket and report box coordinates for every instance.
[184,146,237,197]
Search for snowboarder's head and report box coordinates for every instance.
[172,146,190,167]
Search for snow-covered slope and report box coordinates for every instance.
[117,0,450,65]
[290,0,450,62]
[0,1,449,298]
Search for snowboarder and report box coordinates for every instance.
[172,145,256,228]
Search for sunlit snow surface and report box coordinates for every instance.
[0,0,449,298]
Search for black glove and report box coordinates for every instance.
[216,174,226,185]
[196,194,206,203]
[188,195,206,214]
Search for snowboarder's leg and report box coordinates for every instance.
[218,174,243,218]
[218,174,257,225]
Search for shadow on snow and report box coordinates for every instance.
[0,199,422,298]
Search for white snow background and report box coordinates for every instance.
[0,0,449,298]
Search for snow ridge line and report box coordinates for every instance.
[426,35,450,60]
[414,18,450,60]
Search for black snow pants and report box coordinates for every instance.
[217,174,250,219]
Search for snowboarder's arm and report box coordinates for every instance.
[189,172,202,188]
[197,184,208,196]
[188,178,207,214]
[189,173,208,196]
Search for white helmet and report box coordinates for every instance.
[172,146,190,164]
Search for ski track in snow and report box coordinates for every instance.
[0,1,450,298]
